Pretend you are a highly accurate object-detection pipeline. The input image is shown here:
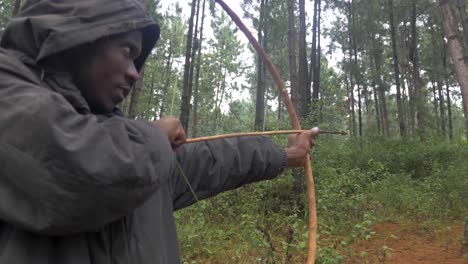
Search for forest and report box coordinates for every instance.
[1,0,467,263]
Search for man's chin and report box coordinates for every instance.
[90,102,115,115]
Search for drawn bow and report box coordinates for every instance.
[213,1,317,263]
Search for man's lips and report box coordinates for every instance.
[117,85,131,97]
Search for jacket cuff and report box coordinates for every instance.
[266,140,288,179]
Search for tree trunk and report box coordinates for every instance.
[388,0,406,138]
[12,0,21,16]
[145,59,156,120]
[287,0,299,117]
[311,0,322,125]
[439,0,468,140]
[410,0,425,140]
[351,3,363,137]
[255,0,266,131]
[127,67,145,119]
[287,0,303,205]
[278,89,283,129]
[431,80,441,132]
[179,0,198,131]
[443,38,454,140]
[192,0,207,137]
[456,0,468,45]
[372,82,381,134]
[159,45,174,118]
[347,1,356,136]
[309,0,319,90]
[298,0,309,122]
[437,79,447,137]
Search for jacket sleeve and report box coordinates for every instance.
[171,136,287,210]
[0,82,175,235]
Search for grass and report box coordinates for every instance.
[175,138,467,263]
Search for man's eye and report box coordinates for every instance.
[122,46,131,57]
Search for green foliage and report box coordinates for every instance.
[176,138,466,262]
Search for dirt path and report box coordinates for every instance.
[347,222,465,264]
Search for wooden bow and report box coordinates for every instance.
[214,1,316,262]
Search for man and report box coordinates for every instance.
[0,0,318,263]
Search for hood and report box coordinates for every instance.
[0,0,160,71]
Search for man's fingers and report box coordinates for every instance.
[306,127,319,148]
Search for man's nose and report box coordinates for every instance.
[125,63,140,83]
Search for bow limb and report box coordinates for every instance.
[213,1,317,263]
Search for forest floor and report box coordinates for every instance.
[345,221,465,264]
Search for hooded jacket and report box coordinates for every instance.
[0,0,287,263]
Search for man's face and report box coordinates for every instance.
[71,30,143,114]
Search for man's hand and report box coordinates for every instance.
[285,127,319,167]
[151,116,187,149]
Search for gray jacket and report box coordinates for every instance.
[0,0,287,263]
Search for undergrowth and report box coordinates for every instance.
[176,138,467,263]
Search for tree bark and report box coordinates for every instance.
[431,80,441,132]
[410,0,425,140]
[145,59,156,120]
[159,40,174,118]
[439,0,468,140]
[456,0,468,46]
[309,0,319,88]
[287,0,303,206]
[127,67,145,119]
[311,0,322,125]
[255,0,266,131]
[351,2,362,137]
[388,0,406,138]
[287,0,299,118]
[12,0,21,16]
[179,0,198,131]
[443,38,454,140]
[347,1,356,136]
[192,0,207,137]
[372,82,381,134]
[437,79,447,137]
[298,0,309,122]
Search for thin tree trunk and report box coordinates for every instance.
[443,38,454,140]
[278,89,283,129]
[179,0,198,131]
[12,0,21,16]
[192,0,206,137]
[410,0,425,140]
[351,3,362,137]
[445,77,453,140]
[287,0,303,205]
[388,0,406,138]
[159,46,174,118]
[439,0,468,140]
[146,60,156,120]
[311,0,322,125]
[431,80,441,133]
[437,79,447,137]
[401,71,410,135]
[288,0,299,115]
[372,82,381,134]
[347,1,356,136]
[255,0,266,131]
[309,0,319,89]
[298,0,309,122]
[212,72,225,133]
[127,67,145,119]
[406,65,416,135]
[184,0,202,135]
[372,35,389,137]
[456,0,468,45]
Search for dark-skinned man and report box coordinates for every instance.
[0,0,319,263]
